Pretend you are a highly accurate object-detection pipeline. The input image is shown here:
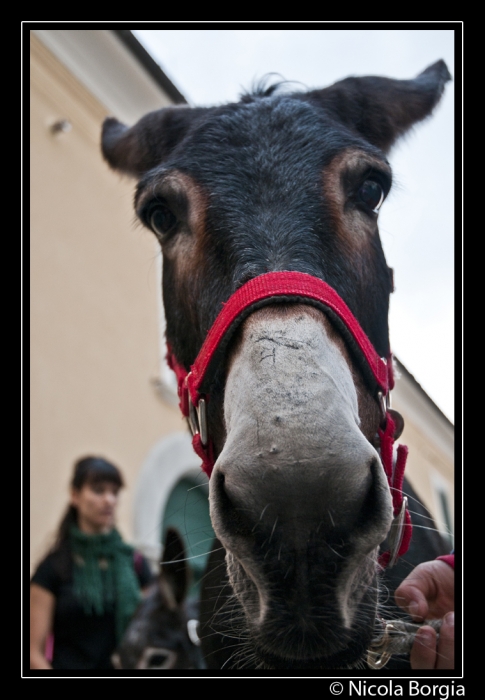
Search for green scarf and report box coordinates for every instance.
[70,526,141,643]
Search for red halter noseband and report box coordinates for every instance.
[167,272,411,567]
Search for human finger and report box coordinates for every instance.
[435,612,454,670]
[395,560,454,621]
[394,582,428,621]
[410,625,437,669]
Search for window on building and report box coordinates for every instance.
[431,470,454,548]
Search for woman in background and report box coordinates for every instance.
[30,456,152,669]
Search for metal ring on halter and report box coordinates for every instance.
[367,622,393,669]
[366,648,392,670]
[377,390,389,427]
[377,390,405,441]
[188,394,208,447]
[367,621,397,669]
[197,398,208,446]
[367,618,443,666]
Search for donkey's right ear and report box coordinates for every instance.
[304,59,452,153]
[161,527,190,606]
[101,106,208,178]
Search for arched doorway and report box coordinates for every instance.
[162,476,213,596]
[133,432,215,594]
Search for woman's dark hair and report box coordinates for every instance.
[70,456,124,491]
[50,457,124,574]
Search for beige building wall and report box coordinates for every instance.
[392,361,454,545]
[30,34,184,572]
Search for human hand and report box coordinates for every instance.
[395,559,454,669]
[395,559,454,621]
[408,613,454,670]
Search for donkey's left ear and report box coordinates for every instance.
[305,60,451,153]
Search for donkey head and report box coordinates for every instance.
[113,528,204,670]
[102,60,450,669]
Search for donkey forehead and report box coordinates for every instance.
[136,150,390,209]
[182,97,365,157]
[136,96,389,197]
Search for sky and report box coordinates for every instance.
[132,27,456,423]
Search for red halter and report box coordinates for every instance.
[167,271,411,567]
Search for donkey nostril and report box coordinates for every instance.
[215,470,242,513]
[215,469,225,491]
[212,468,255,539]
[213,469,232,509]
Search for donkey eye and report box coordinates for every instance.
[140,647,177,669]
[357,180,385,213]
[147,651,170,667]
[149,205,177,240]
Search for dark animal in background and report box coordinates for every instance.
[112,528,205,670]
[102,60,451,670]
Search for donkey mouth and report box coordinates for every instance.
[230,555,379,670]
[251,635,372,670]
[241,588,377,670]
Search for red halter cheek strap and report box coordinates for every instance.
[167,271,411,566]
